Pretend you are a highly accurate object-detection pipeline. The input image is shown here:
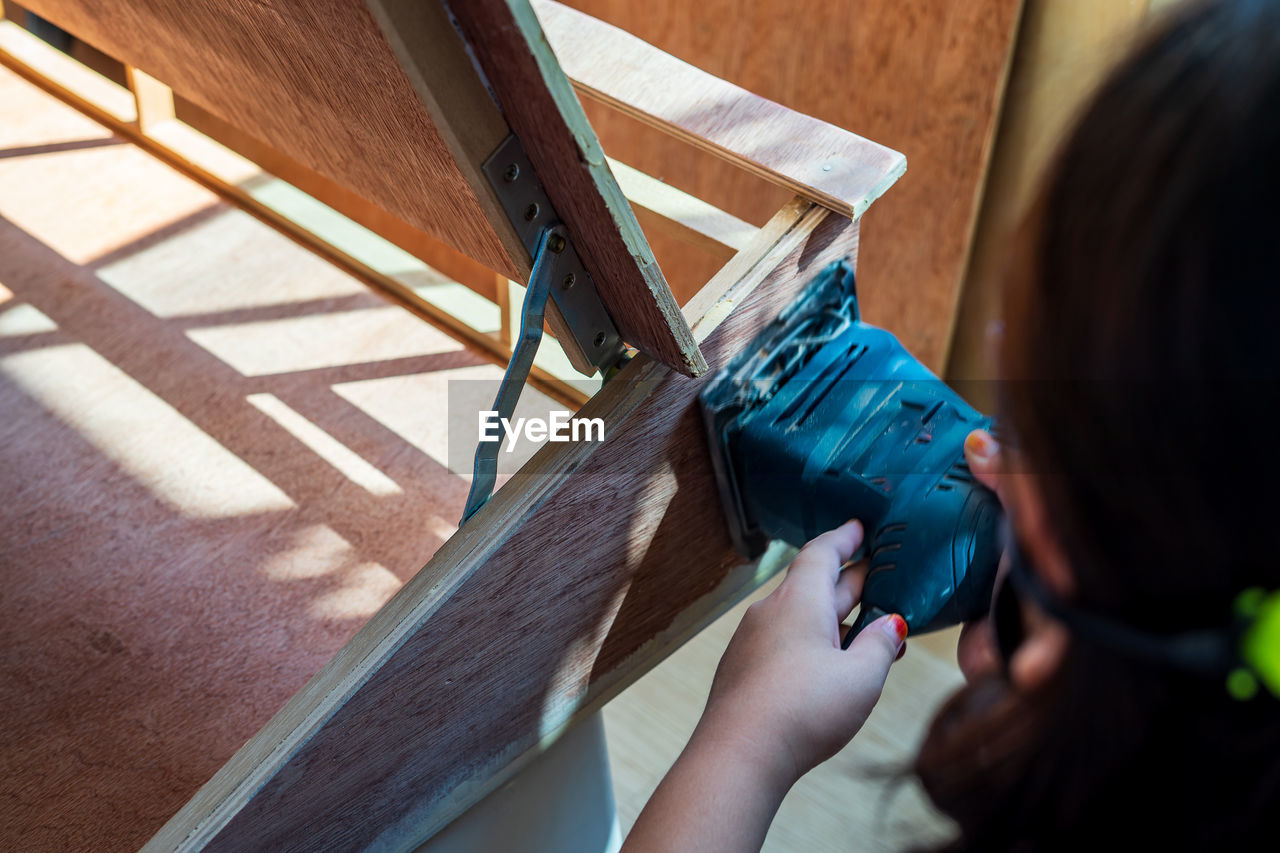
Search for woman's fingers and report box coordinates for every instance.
[786,520,864,598]
[964,429,1004,498]
[833,560,866,622]
[840,613,909,707]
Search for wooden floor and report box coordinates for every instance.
[0,65,962,851]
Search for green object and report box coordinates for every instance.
[1226,668,1259,701]
[1237,587,1280,700]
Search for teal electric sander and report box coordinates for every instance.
[699,260,1003,637]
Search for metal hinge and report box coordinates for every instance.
[482,134,626,376]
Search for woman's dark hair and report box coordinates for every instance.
[915,0,1280,849]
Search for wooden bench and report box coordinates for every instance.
[0,1,914,849]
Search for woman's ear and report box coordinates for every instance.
[1004,468,1074,690]
[1009,611,1071,691]
[1005,468,1075,599]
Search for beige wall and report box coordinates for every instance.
[946,0,1178,392]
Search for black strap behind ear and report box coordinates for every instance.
[1003,527,1243,679]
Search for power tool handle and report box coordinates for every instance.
[842,605,889,649]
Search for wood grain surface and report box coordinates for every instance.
[535,0,907,219]
[560,0,1024,371]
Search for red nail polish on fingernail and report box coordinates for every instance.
[888,614,909,642]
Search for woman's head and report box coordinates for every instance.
[917,0,1280,848]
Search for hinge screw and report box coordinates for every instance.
[548,234,566,253]
[593,332,606,348]
[503,163,520,182]
[524,203,540,222]
[562,273,575,289]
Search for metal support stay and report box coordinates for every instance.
[460,224,563,524]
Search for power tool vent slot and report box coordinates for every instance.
[772,342,866,429]
[871,541,902,559]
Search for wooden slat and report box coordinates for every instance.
[534,0,907,219]
[446,0,707,377]
[145,199,860,851]
[125,65,173,133]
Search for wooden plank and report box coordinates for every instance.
[534,0,907,219]
[145,199,860,851]
[561,0,1023,372]
[445,0,707,377]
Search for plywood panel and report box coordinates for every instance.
[563,0,1023,371]
[945,0,1149,388]
[21,0,526,280]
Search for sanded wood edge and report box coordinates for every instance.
[534,0,907,219]
[143,198,817,853]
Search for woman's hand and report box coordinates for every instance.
[622,521,906,853]
[697,520,908,785]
